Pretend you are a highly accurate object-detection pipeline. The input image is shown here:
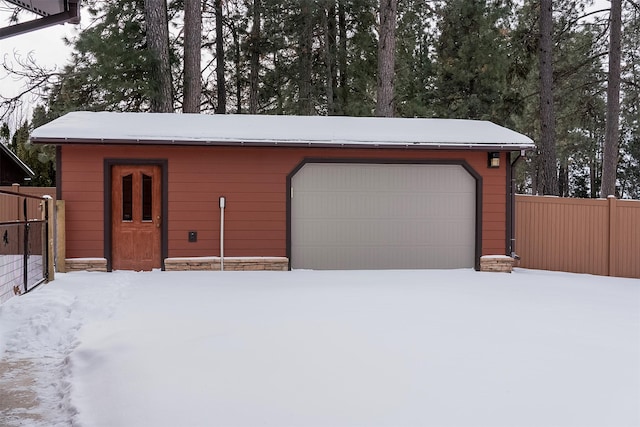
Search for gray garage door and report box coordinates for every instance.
[290,163,476,270]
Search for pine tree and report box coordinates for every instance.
[321,0,338,115]
[12,114,55,186]
[297,0,315,115]
[40,0,176,113]
[214,0,227,114]
[394,0,437,118]
[0,122,10,146]
[337,0,348,114]
[375,0,397,117]
[618,2,640,198]
[145,0,174,112]
[601,0,622,197]
[340,0,378,116]
[515,1,607,196]
[433,0,516,124]
[248,0,261,114]
[183,0,202,113]
[554,24,607,198]
[538,0,559,195]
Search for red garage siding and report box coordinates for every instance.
[59,145,507,261]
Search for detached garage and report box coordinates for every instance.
[30,112,534,272]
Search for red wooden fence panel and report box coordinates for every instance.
[516,195,640,278]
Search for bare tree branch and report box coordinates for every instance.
[0,52,64,121]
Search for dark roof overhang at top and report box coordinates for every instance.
[30,111,536,151]
[0,0,80,40]
[0,143,35,179]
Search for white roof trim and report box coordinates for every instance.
[30,111,535,150]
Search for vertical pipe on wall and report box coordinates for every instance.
[219,196,226,271]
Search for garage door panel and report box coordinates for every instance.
[291,163,476,270]
[296,164,471,192]
[294,246,473,270]
[296,192,474,219]
[294,219,473,246]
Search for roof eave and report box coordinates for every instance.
[29,137,535,151]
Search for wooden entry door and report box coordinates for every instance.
[112,165,162,270]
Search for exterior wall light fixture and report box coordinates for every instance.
[488,152,500,168]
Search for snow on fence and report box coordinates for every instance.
[515,195,640,279]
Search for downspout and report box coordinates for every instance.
[507,151,526,259]
[219,196,226,271]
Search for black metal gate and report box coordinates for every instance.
[0,190,49,304]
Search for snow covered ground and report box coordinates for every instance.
[0,268,638,427]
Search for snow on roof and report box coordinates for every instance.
[30,111,534,150]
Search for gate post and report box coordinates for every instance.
[43,196,55,281]
[23,198,28,293]
[56,200,66,273]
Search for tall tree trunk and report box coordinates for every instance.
[590,159,598,198]
[328,1,339,114]
[231,21,242,113]
[249,0,261,114]
[274,51,283,114]
[600,0,622,198]
[144,0,173,112]
[558,160,569,196]
[298,0,314,115]
[538,0,559,195]
[322,0,337,115]
[183,0,202,113]
[337,0,347,115]
[531,160,539,196]
[532,155,540,195]
[215,0,226,114]
[375,0,397,117]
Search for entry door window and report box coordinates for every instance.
[122,174,133,221]
[142,173,153,221]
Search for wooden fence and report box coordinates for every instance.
[0,185,56,222]
[0,186,56,303]
[515,195,640,278]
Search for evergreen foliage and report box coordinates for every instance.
[433,0,516,124]
[11,114,55,186]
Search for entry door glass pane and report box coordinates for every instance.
[142,173,152,221]
[122,174,133,221]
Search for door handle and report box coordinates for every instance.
[156,215,161,228]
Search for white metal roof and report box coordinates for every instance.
[30,111,534,150]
